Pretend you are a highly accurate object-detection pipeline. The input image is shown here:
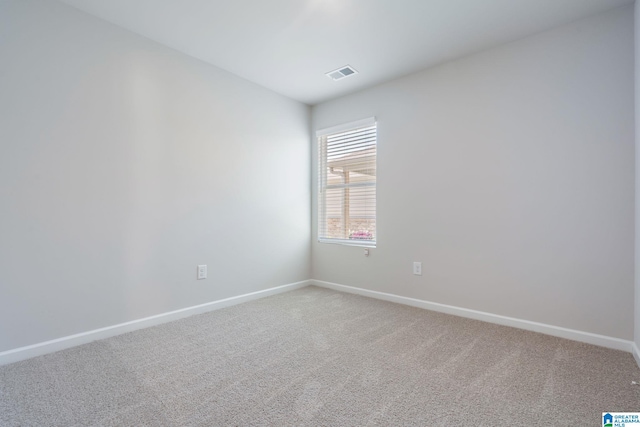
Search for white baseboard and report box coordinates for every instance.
[632,342,640,369]
[312,280,633,353]
[0,280,311,366]
[3,279,634,367]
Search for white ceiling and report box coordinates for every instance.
[58,0,633,105]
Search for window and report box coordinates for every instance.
[317,117,377,247]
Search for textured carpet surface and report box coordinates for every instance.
[1,286,639,426]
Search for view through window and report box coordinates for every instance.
[317,118,377,246]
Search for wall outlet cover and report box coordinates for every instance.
[413,262,422,276]
[197,265,207,280]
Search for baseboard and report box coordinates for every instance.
[312,280,633,353]
[632,342,640,369]
[0,279,311,366]
[3,278,633,367]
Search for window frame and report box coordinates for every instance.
[317,117,377,248]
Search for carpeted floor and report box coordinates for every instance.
[1,286,638,426]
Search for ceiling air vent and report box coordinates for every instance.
[326,65,358,81]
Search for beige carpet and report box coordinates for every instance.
[1,285,638,426]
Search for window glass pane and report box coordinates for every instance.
[318,120,376,245]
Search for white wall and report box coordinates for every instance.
[312,6,634,340]
[635,0,640,354]
[0,0,310,352]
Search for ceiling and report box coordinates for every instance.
[58,0,633,105]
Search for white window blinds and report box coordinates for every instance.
[317,118,377,247]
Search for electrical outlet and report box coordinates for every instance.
[413,262,422,276]
[197,265,207,280]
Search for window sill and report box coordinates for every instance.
[318,238,376,248]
